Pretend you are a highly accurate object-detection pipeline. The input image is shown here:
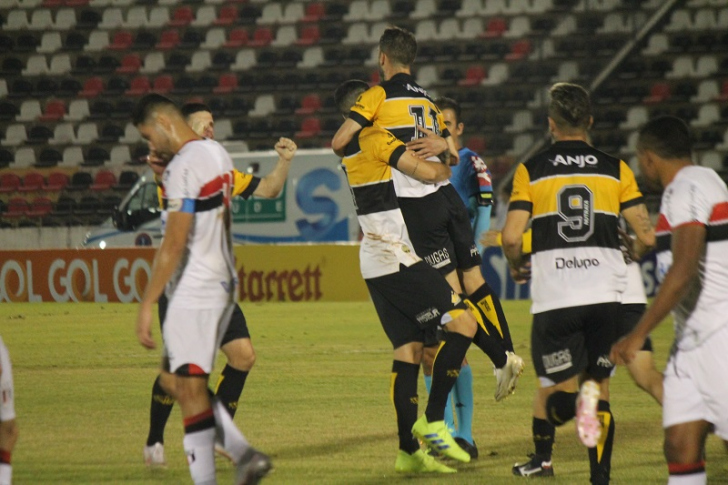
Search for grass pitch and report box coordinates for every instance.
[1,301,727,484]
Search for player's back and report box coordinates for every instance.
[511,140,643,312]
[163,139,236,307]
[350,73,448,198]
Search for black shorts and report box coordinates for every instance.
[619,303,653,352]
[158,293,250,346]
[398,184,482,276]
[366,261,467,349]
[531,302,622,385]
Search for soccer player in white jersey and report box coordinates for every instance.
[0,337,18,485]
[133,94,270,485]
[612,116,728,485]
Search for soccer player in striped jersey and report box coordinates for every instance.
[331,26,524,409]
[335,79,483,472]
[612,116,728,485]
[143,103,296,468]
[503,83,654,484]
[133,94,272,485]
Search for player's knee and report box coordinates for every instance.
[159,371,177,397]
[223,339,256,371]
[421,346,436,374]
[664,429,701,464]
[444,309,477,338]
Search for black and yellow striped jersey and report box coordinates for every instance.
[349,73,451,198]
[510,140,643,313]
[342,125,421,279]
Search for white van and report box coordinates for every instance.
[82,148,359,248]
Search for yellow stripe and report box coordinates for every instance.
[463,299,487,335]
[596,411,611,463]
[214,374,225,394]
[530,175,622,216]
[478,295,504,339]
[390,372,397,404]
[432,340,447,365]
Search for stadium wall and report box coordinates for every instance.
[0,244,368,303]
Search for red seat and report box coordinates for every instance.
[39,100,66,121]
[224,28,248,48]
[718,80,728,101]
[505,39,531,61]
[126,76,151,96]
[302,3,325,22]
[295,117,321,138]
[44,171,69,191]
[3,198,29,220]
[249,28,272,47]
[214,5,238,26]
[152,75,174,94]
[117,54,141,74]
[19,172,45,193]
[458,66,486,86]
[0,173,21,193]
[466,136,486,155]
[26,197,53,218]
[482,17,507,38]
[213,74,238,94]
[169,6,193,27]
[109,31,133,50]
[295,94,321,115]
[90,170,116,191]
[79,77,104,98]
[644,82,671,104]
[295,25,320,46]
[156,30,180,50]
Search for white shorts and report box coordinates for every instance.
[162,304,233,376]
[663,323,728,440]
[0,337,16,422]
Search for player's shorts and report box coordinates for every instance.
[158,293,249,345]
[162,303,235,376]
[531,302,621,387]
[618,303,653,352]
[398,184,482,276]
[663,322,728,440]
[366,261,467,349]
[0,337,16,422]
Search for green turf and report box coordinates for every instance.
[1,301,727,484]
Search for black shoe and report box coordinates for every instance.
[454,437,478,460]
[513,454,554,477]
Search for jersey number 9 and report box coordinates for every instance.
[557,185,594,243]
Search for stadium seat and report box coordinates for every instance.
[0,101,18,121]
[25,197,53,221]
[186,51,212,72]
[156,29,180,49]
[16,32,39,52]
[482,17,507,38]
[211,51,234,70]
[152,75,174,93]
[37,31,61,53]
[17,100,42,122]
[84,30,109,51]
[643,82,671,103]
[114,170,138,190]
[34,77,58,97]
[249,27,273,47]
[75,122,98,145]
[699,151,722,170]
[696,55,718,77]
[147,6,169,27]
[90,170,117,191]
[44,171,69,191]
[691,103,720,127]
[22,55,49,76]
[13,147,36,168]
[2,198,29,224]
[125,76,150,96]
[481,63,508,85]
[258,3,283,24]
[140,52,165,74]
[28,9,53,30]
[27,125,53,144]
[60,146,83,167]
[98,7,123,29]
[213,73,238,94]
[109,30,133,50]
[224,28,248,47]
[49,123,76,145]
[82,146,109,167]
[65,99,90,121]
[4,10,29,30]
[295,117,321,138]
[133,31,156,50]
[302,2,325,22]
[35,148,61,168]
[19,171,45,192]
[49,54,72,75]
[202,27,226,49]
[506,40,531,61]
[249,95,275,117]
[55,8,76,29]
[214,5,238,25]
[191,5,216,26]
[0,173,21,193]
[230,49,256,70]
[295,94,321,115]
[296,25,320,46]
[39,100,66,121]
[117,54,141,74]
[2,58,24,76]
[169,6,193,26]
[458,66,486,86]
[79,77,104,97]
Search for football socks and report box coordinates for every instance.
[183,409,216,485]
[391,360,420,454]
[468,283,514,352]
[589,400,615,485]
[214,364,249,418]
[452,363,474,444]
[425,332,471,423]
[533,417,556,462]
[147,375,174,446]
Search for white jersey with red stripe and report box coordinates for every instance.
[162,139,236,309]
[655,165,728,351]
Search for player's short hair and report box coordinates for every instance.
[181,102,212,120]
[132,93,179,126]
[637,116,692,160]
[548,82,591,133]
[334,80,370,115]
[435,97,461,124]
[379,27,417,67]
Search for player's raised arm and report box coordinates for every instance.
[253,137,297,198]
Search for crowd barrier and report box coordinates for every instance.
[0,244,369,303]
